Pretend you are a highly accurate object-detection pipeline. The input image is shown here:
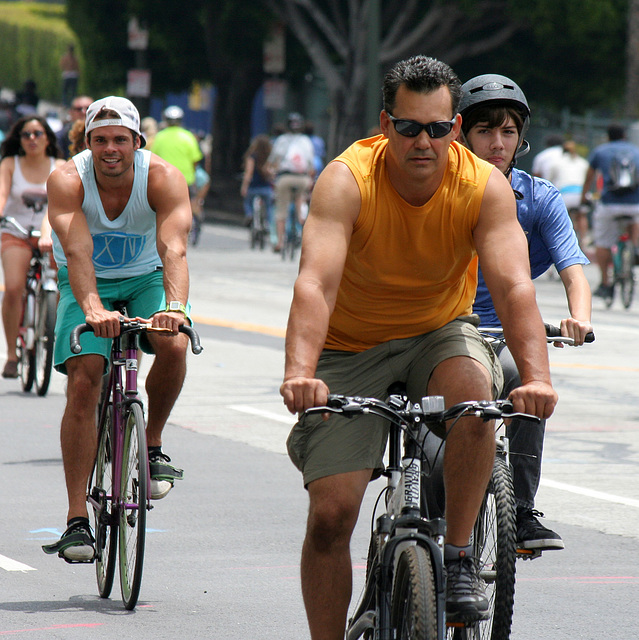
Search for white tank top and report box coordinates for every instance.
[2,157,56,237]
[53,149,162,278]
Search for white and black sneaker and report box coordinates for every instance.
[42,517,96,563]
[516,508,565,551]
[149,450,184,500]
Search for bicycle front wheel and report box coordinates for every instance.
[391,545,438,640]
[34,289,56,396]
[93,404,118,598]
[118,402,148,610]
[466,455,517,640]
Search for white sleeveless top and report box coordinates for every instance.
[53,149,162,278]
[2,157,56,237]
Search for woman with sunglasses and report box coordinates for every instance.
[458,74,593,553]
[0,115,64,378]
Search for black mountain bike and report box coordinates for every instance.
[305,393,538,640]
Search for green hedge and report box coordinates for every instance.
[0,2,79,104]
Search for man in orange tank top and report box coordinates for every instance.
[280,55,557,637]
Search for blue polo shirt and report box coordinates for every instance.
[474,168,589,327]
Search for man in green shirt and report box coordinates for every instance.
[152,105,202,194]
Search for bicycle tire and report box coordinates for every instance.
[619,242,635,309]
[18,339,35,393]
[118,402,148,610]
[461,455,516,640]
[94,404,118,598]
[34,289,56,396]
[391,545,438,640]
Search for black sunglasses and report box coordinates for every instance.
[20,130,46,140]
[387,114,456,139]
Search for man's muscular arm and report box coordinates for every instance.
[147,157,192,333]
[46,163,122,337]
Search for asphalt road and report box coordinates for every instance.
[1,219,638,639]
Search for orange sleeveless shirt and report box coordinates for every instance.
[324,136,493,352]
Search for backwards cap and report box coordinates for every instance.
[85,96,146,147]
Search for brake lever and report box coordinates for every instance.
[501,411,541,424]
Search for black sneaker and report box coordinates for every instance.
[516,508,565,551]
[593,283,614,300]
[445,544,490,624]
[149,450,183,500]
[42,518,95,563]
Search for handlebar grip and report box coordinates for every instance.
[545,323,595,343]
[70,323,94,354]
[179,324,203,354]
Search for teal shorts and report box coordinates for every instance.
[54,266,192,375]
[286,316,504,487]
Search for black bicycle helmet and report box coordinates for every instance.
[459,74,531,175]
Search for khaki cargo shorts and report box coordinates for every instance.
[286,316,503,487]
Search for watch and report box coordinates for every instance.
[166,301,188,316]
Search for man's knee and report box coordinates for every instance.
[306,475,368,551]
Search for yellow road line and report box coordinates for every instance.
[191,314,286,338]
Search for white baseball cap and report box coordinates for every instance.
[85,96,146,147]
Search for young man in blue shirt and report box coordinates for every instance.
[459,75,593,552]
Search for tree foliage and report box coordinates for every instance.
[64,0,630,173]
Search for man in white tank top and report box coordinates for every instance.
[42,97,194,563]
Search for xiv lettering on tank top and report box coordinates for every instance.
[54,149,162,278]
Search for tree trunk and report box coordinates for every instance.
[625,0,639,118]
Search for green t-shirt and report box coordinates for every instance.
[151,126,203,185]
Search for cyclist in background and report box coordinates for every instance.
[240,134,274,233]
[42,97,192,563]
[280,56,556,638]
[0,115,64,379]
[151,105,203,235]
[580,123,639,298]
[268,112,315,252]
[458,74,592,552]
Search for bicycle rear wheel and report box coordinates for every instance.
[119,402,148,610]
[391,545,438,640]
[618,242,635,309]
[34,289,56,396]
[93,404,118,598]
[462,455,516,640]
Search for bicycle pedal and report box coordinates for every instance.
[516,547,542,560]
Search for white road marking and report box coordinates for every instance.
[0,554,36,572]
[541,478,639,508]
[229,404,295,425]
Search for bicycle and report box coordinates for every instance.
[281,190,305,262]
[305,393,538,640]
[70,308,202,610]
[0,215,58,396]
[249,193,269,250]
[605,215,635,309]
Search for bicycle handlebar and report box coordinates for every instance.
[304,394,540,431]
[70,319,203,355]
[480,323,595,344]
[544,323,595,343]
[0,216,40,239]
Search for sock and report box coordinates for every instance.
[444,543,473,562]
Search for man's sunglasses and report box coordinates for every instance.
[387,114,456,139]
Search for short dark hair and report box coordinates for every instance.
[461,104,525,138]
[607,124,625,141]
[382,55,462,116]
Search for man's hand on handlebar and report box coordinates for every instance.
[558,317,593,347]
[508,380,558,421]
[151,310,187,334]
[280,376,329,415]
[86,308,125,339]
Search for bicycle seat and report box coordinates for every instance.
[112,300,128,316]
